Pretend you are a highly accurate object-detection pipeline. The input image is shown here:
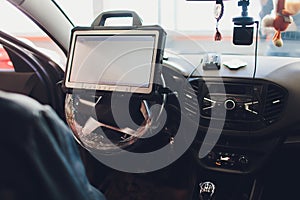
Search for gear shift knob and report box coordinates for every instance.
[199,181,216,200]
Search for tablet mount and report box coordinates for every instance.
[64,11,168,154]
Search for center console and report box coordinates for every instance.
[187,78,287,172]
[185,78,289,199]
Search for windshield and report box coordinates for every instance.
[53,0,300,58]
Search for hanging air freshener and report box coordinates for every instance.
[214,0,224,41]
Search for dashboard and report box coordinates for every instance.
[163,53,300,174]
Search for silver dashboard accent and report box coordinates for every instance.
[272,99,280,104]
[203,97,217,110]
[244,101,259,115]
[224,99,236,110]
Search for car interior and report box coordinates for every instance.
[1,0,300,200]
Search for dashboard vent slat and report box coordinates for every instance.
[263,84,287,125]
[183,80,200,119]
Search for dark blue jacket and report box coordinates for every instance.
[0,91,106,200]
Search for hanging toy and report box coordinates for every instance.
[214,0,224,41]
[262,0,300,47]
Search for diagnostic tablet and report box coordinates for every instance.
[64,28,165,94]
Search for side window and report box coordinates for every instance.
[0,44,13,70]
[0,1,66,70]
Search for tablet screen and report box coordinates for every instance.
[65,29,159,94]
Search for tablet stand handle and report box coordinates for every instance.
[92,10,143,27]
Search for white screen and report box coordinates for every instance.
[67,32,157,93]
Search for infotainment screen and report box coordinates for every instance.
[64,29,160,94]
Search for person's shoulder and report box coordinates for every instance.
[0,90,52,120]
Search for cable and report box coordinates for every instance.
[248,21,260,136]
[252,21,259,80]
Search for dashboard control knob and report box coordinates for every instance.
[224,99,236,110]
[238,155,249,165]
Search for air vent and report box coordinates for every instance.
[190,79,200,96]
[183,80,200,119]
[263,84,287,125]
